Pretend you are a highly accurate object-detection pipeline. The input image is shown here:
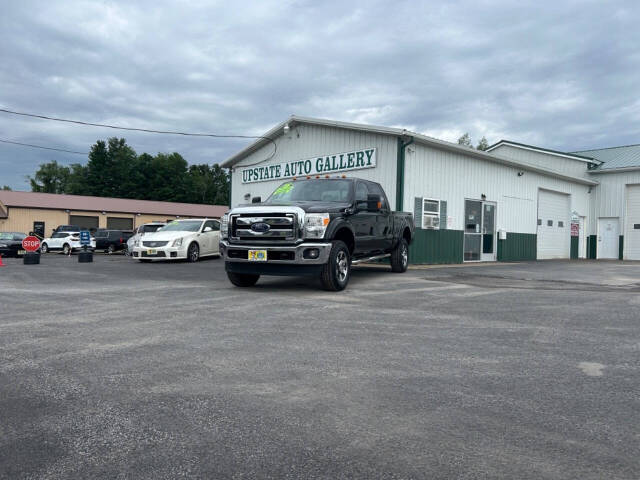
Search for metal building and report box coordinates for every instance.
[222,116,637,264]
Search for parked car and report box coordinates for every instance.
[0,232,28,258]
[53,225,82,233]
[41,231,96,255]
[220,177,414,291]
[125,222,166,255]
[94,229,134,254]
[131,218,220,262]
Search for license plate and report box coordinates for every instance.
[147,249,157,255]
[18,250,25,255]
[248,249,267,261]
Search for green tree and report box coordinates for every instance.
[28,160,71,193]
[457,133,472,147]
[476,136,489,151]
[1,185,11,190]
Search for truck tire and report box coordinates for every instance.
[227,271,260,287]
[320,240,351,291]
[390,238,409,273]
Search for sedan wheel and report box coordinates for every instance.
[187,242,200,262]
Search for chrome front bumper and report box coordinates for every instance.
[220,240,332,265]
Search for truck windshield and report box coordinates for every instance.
[266,179,351,203]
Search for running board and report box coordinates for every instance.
[351,253,390,265]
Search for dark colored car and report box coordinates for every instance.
[53,225,82,233]
[220,177,414,291]
[94,229,134,254]
[0,232,27,257]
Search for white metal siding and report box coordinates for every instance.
[490,144,591,179]
[624,185,640,260]
[537,190,570,259]
[230,124,398,208]
[402,144,590,236]
[588,171,640,235]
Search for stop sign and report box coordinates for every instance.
[22,235,41,252]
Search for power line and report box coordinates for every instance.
[0,107,277,164]
[0,138,87,155]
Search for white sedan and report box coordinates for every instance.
[131,218,221,262]
[41,231,96,255]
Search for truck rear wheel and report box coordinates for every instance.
[390,238,409,273]
[320,240,351,291]
[227,271,260,287]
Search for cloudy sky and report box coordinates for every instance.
[1,0,639,190]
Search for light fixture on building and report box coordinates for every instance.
[481,194,486,200]
[65,209,70,213]
[517,171,524,177]
[101,211,106,215]
[283,123,290,134]
[136,213,141,216]
[244,193,251,200]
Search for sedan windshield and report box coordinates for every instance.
[159,220,202,232]
[266,179,351,203]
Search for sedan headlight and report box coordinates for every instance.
[304,213,330,239]
[220,214,229,239]
[172,237,183,247]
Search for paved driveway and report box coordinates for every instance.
[1,256,638,478]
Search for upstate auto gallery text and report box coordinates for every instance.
[241,148,377,184]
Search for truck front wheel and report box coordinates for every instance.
[227,271,260,287]
[320,240,351,291]
[390,238,409,273]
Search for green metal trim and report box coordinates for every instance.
[570,237,579,259]
[587,235,597,259]
[395,136,413,211]
[409,229,463,264]
[619,236,624,260]
[497,233,537,261]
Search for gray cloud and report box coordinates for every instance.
[1,0,639,189]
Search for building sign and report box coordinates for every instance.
[240,148,377,184]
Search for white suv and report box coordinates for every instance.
[41,231,96,255]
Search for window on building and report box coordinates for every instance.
[537,219,542,226]
[547,220,553,226]
[558,221,564,228]
[422,198,440,229]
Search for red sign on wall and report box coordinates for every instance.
[570,223,579,237]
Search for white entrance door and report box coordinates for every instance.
[624,185,640,260]
[597,217,619,259]
[537,190,570,259]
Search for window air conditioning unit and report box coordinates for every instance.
[422,215,440,229]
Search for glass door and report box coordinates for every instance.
[464,200,482,261]
[481,202,496,261]
[464,200,497,262]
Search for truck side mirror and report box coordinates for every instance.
[251,196,262,203]
[367,194,382,211]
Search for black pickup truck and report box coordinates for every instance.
[220,177,414,291]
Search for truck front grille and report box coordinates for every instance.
[230,213,298,243]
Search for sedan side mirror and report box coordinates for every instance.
[203,226,213,232]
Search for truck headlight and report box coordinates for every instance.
[304,213,330,239]
[172,237,183,247]
[221,214,229,239]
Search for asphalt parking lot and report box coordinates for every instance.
[1,254,639,479]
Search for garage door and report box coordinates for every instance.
[624,185,640,260]
[69,215,99,230]
[537,190,570,259]
[107,217,133,230]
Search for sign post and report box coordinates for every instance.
[78,230,93,263]
[22,235,41,265]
